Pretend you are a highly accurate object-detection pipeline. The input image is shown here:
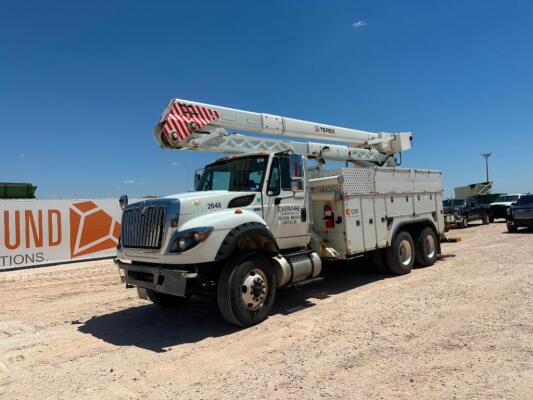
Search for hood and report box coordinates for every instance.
[444,206,463,214]
[490,201,514,207]
[164,190,260,215]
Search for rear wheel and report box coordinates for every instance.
[482,213,490,225]
[217,253,276,327]
[385,231,415,275]
[414,227,438,267]
[146,289,189,308]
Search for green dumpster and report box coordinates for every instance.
[0,182,37,199]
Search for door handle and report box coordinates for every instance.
[274,198,282,205]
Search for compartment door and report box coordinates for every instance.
[344,196,364,255]
[374,196,388,247]
[361,197,377,251]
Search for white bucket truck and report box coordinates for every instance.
[116,99,444,326]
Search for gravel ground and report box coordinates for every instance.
[0,222,532,400]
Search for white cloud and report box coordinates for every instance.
[353,20,367,30]
[171,161,179,166]
[124,179,135,184]
[19,154,25,158]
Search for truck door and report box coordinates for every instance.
[263,154,310,249]
[469,199,481,219]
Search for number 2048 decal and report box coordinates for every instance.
[207,202,222,209]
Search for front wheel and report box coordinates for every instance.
[482,213,490,225]
[217,253,276,327]
[459,215,469,229]
[385,231,415,275]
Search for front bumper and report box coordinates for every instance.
[491,206,508,219]
[445,213,463,224]
[507,218,533,228]
[115,259,192,297]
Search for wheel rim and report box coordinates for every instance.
[398,239,412,266]
[241,268,268,311]
[424,234,436,259]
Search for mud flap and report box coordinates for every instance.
[137,287,149,300]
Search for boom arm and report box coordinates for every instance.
[153,98,412,165]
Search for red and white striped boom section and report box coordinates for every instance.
[154,98,412,160]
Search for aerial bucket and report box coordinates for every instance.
[159,101,221,147]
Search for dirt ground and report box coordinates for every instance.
[1,222,532,400]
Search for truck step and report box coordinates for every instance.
[290,276,324,289]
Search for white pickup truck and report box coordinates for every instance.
[115,99,444,326]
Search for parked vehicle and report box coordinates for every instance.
[443,197,490,228]
[115,98,444,327]
[490,194,524,222]
[506,194,533,232]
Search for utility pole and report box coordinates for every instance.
[481,153,492,183]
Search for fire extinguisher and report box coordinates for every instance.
[324,204,334,229]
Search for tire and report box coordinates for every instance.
[384,231,415,275]
[507,223,518,233]
[414,227,438,267]
[459,215,468,229]
[371,249,388,274]
[489,215,495,223]
[146,289,189,308]
[217,252,276,327]
[482,213,490,225]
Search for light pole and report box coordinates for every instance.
[481,153,492,183]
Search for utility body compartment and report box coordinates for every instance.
[310,167,444,258]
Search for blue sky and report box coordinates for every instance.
[2,0,532,198]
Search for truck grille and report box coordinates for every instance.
[121,206,167,249]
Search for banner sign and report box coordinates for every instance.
[0,199,128,271]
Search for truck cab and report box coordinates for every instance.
[117,151,322,326]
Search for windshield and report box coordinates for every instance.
[443,199,466,207]
[517,195,533,205]
[495,195,519,202]
[196,155,268,192]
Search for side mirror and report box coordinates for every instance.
[291,177,305,193]
[119,194,128,210]
[194,172,202,190]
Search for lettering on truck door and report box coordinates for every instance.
[263,154,308,249]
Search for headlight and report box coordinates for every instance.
[506,207,512,216]
[169,227,213,253]
[178,238,187,251]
